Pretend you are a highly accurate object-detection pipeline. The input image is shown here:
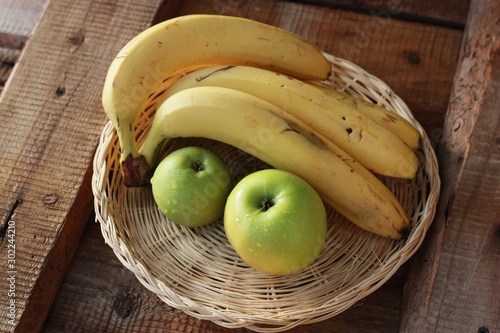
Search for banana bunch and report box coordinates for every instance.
[103,14,422,239]
[102,14,330,186]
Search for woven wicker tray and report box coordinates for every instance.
[92,53,440,332]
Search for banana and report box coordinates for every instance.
[102,14,331,186]
[140,86,410,239]
[155,65,419,179]
[312,84,421,149]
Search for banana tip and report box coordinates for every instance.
[399,225,412,240]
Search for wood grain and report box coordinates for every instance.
[0,0,47,92]
[0,0,46,39]
[401,0,500,331]
[295,0,470,27]
[0,0,164,332]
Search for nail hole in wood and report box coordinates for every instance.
[56,87,66,97]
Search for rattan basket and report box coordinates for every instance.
[92,53,440,332]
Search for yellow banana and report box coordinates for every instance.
[102,14,331,186]
[155,65,419,179]
[140,86,410,239]
[313,85,421,149]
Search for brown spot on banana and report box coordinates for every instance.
[195,66,234,82]
[384,114,399,123]
[281,127,299,134]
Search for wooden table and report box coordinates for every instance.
[0,0,498,332]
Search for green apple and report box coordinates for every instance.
[151,146,232,227]
[224,169,327,275]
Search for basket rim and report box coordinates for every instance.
[92,54,441,332]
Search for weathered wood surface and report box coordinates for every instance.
[0,0,46,37]
[2,0,497,332]
[401,0,500,332]
[300,0,470,27]
[0,0,164,332]
[0,0,47,91]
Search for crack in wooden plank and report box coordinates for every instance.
[0,197,22,241]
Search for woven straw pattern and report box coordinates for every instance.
[92,53,440,332]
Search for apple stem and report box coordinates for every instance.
[192,162,206,172]
[261,198,275,212]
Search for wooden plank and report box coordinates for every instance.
[0,0,47,39]
[0,0,165,332]
[401,0,500,331]
[0,0,47,95]
[44,0,462,332]
[295,0,470,27]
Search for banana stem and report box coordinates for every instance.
[121,154,151,187]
